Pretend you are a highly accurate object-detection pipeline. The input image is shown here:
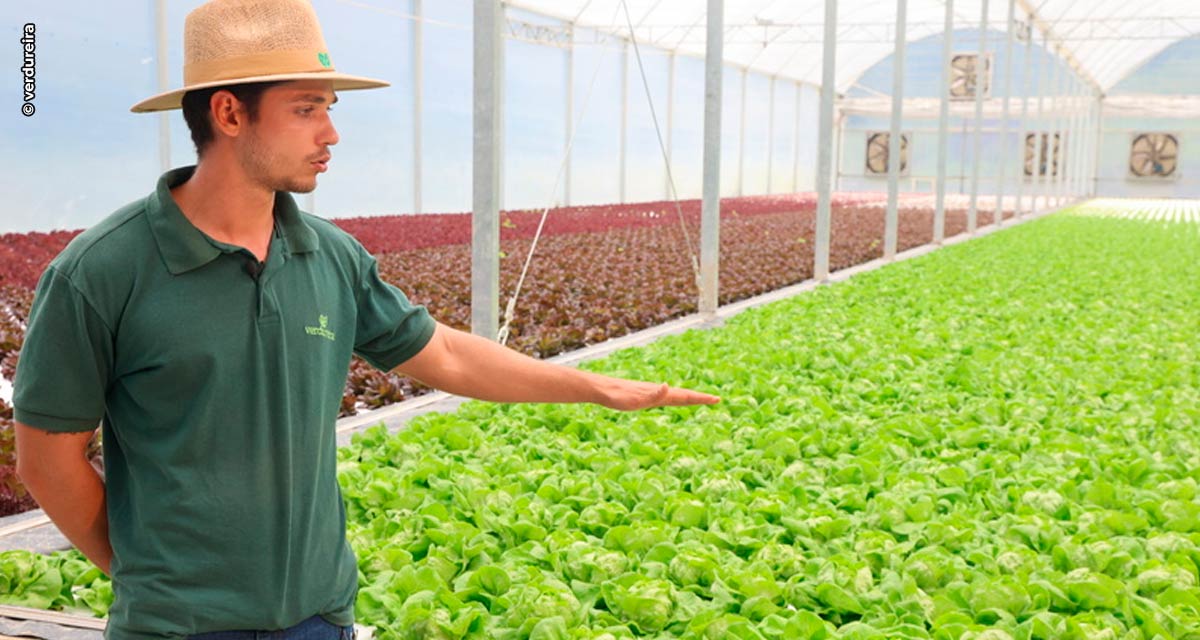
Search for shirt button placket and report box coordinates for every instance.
[256,277,265,320]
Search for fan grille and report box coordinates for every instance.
[1129,133,1178,178]
[950,54,990,99]
[1024,132,1062,178]
[866,133,909,175]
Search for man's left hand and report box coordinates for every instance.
[596,379,721,411]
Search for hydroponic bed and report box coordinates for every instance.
[0,199,1197,638]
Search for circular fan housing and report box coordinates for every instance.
[1129,133,1178,178]
[1024,133,1061,178]
[949,54,989,99]
[866,133,908,175]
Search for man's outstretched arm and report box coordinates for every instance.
[14,424,112,575]
[395,322,720,411]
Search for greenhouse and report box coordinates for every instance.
[0,0,1198,638]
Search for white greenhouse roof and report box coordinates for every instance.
[506,0,1200,94]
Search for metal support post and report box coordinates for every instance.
[564,22,573,206]
[767,76,776,193]
[1079,83,1089,198]
[665,51,675,199]
[1080,85,1089,196]
[1043,40,1060,209]
[1061,64,1070,206]
[1045,54,1055,208]
[1033,30,1047,212]
[620,39,629,203]
[814,0,837,280]
[1070,68,1080,203]
[934,0,953,243]
[1080,81,1089,198]
[1080,96,1089,197]
[967,0,988,233]
[1079,94,1090,198]
[834,111,845,191]
[1068,78,1080,201]
[1090,93,1103,197]
[156,0,170,172]
[793,82,803,192]
[1084,95,1093,197]
[413,0,424,213]
[1061,77,1070,203]
[472,0,502,338]
[1048,52,1059,206]
[884,0,908,259]
[1014,14,1032,218]
[1065,77,1075,200]
[738,68,747,196]
[995,0,1015,226]
[700,0,723,315]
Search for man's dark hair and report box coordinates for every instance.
[181,81,284,157]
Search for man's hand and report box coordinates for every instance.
[396,323,721,409]
[593,379,720,411]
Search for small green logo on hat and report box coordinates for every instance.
[317,52,331,68]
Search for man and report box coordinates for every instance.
[11,1,718,638]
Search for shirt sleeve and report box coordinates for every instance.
[352,248,436,372]
[12,267,113,433]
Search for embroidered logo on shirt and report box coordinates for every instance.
[305,314,336,341]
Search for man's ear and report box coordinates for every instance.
[209,90,249,139]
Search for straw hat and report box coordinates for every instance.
[130,0,388,113]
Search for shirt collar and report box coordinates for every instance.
[147,165,320,276]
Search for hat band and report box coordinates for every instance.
[183,49,334,86]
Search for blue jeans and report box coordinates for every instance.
[186,614,355,640]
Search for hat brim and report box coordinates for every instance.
[130,72,390,113]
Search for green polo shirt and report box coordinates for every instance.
[13,166,436,638]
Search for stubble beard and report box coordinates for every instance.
[240,127,318,194]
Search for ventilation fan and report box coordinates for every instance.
[1129,133,1178,178]
[950,54,990,99]
[1050,133,1062,177]
[866,132,909,175]
[1024,132,1062,178]
[1014,20,1033,43]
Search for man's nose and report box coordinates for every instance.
[321,115,339,147]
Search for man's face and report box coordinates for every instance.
[236,80,339,194]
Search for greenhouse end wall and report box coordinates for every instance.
[1094,118,1200,199]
